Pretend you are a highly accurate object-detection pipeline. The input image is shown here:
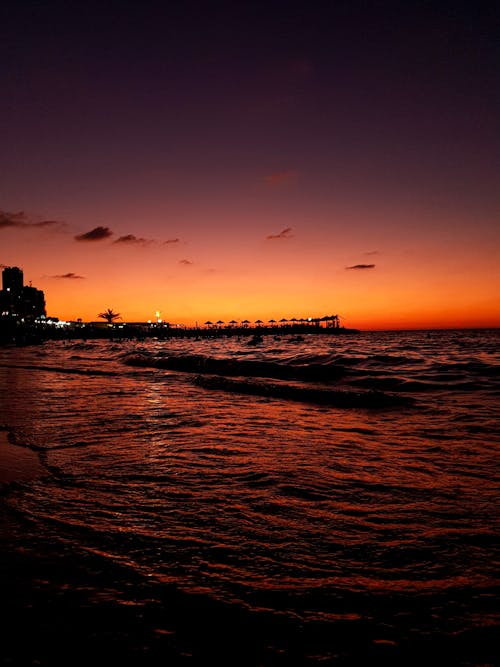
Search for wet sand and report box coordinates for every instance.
[0,430,44,483]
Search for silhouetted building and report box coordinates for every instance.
[0,266,46,320]
[2,266,23,295]
[22,285,46,319]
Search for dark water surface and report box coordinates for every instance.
[0,330,498,665]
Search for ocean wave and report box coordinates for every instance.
[346,373,491,392]
[0,362,119,376]
[122,352,345,382]
[193,374,414,408]
[431,361,500,377]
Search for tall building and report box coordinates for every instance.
[22,286,46,318]
[2,266,24,295]
[0,266,46,319]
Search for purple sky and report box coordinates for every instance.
[1,0,498,327]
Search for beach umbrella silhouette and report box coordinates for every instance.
[279,318,288,326]
[255,319,263,325]
[204,320,213,326]
[241,319,250,327]
[229,320,238,325]
[268,319,276,323]
[216,320,224,326]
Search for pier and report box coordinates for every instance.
[0,319,359,346]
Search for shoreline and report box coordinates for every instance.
[0,431,44,484]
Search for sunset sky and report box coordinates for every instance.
[1,0,498,329]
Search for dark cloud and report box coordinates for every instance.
[75,226,113,241]
[0,211,65,230]
[364,250,379,256]
[0,210,27,228]
[266,227,293,240]
[113,234,152,245]
[51,271,85,280]
[113,234,181,246]
[346,264,376,270]
[179,259,193,265]
[52,272,85,279]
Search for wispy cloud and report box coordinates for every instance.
[33,219,63,227]
[265,170,298,187]
[75,226,113,242]
[179,259,193,265]
[0,210,65,230]
[346,264,376,270]
[0,210,30,228]
[364,250,379,256]
[52,272,85,279]
[113,235,181,246]
[113,234,153,245]
[266,227,294,240]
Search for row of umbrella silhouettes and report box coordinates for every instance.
[202,315,342,326]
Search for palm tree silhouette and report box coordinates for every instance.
[98,308,121,324]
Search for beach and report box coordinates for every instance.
[0,430,44,483]
[0,330,498,665]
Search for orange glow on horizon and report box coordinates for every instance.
[2,195,498,332]
[40,271,500,331]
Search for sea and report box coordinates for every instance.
[0,329,498,666]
